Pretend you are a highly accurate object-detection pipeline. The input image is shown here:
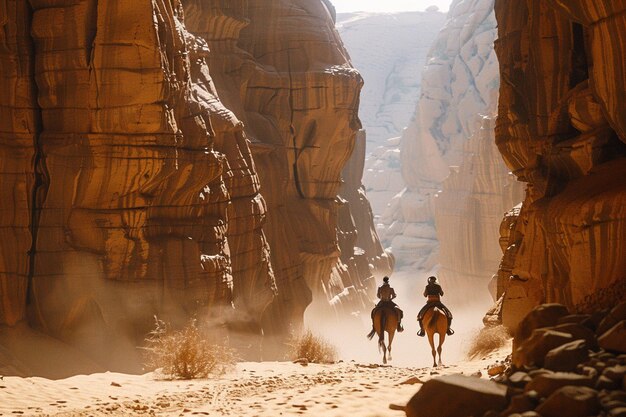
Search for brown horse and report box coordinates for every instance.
[423,307,447,367]
[366,305,398,364]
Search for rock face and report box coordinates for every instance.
[335,11,445,150]
[335,12,446,218]
[493,0,626,330]
[0,0,379,373]
[434,115,523,305]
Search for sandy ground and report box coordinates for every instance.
[0,341,510,417]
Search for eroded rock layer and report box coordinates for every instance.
[183,0,380,338]
[494,0,626,330]
[434,115,524,306]
[0,0,373,372]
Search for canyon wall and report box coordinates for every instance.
[493,0,626,330]
[0,0,380,374]
[434,115,524,306]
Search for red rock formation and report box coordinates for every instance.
[0,0,377,372]
[494,0,626,330]
[183,0,374,337]
[0,0,37,327]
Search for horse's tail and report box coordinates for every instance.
[367,309,378,339]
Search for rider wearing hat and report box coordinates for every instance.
[417,276,454,336]
[372,276,404,332]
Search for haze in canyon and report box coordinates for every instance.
[0,0,624,416]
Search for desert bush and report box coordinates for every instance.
[287,329,337,364]
[143,317,236,380]
[467,325,511,360]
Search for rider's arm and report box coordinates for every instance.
[391,288,397,299]
[439,285,444,296]
[423,287,427,297]
[377,287,381,299]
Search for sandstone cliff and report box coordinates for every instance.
[434,115,524,306]
[0,0,379,374]
[493,0,626,330]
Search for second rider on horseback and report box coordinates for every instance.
[372,276,404,332]
[417,276,454,337]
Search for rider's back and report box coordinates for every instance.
[377,283,395,302]
[424,283,443,297]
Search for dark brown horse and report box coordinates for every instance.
[367,305,398,364]
[423,307,447,367]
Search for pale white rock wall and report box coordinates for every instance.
[380,0,521,286]
[335,11,446,226]
[336,11,446,150]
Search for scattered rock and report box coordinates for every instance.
[388,403,405,411]
[609,408,626,417]
[513,329,574,368]
[544,339,590,372]
[524,372,594,398]
[516,304,570,344]
[399,376,424,385]
[508,371,532,388]
[110,382,121,387]
[488,364,507,376]
[536,386,600,417]
[597,302,626,336]
[553,323,599,350]
[557,314,592,326]
[405,375,507,417]
[501,393,539,415]
[599,321,626,353]
[293,358,309,366]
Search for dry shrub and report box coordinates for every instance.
[467,325,511,360]
[143,317,236,380]
[288,329,337,364]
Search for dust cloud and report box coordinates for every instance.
[304,270,494,368]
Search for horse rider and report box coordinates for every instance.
[371,276,404,332]
[417,276,454,336]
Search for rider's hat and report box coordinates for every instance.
[383,276,389,282]
[427,276,437,283]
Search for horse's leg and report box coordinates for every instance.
[379,334,387,364]
[427,332,436,367]
[438,332,446,367]
[387,329,395,361]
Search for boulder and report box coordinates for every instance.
[535,386,600,417]
[598,302,626,336]
[513,329,574,368]
[501,393,539,415]
[603,365,626,384]
[488,363,507,376]
[557,314,592,326]
[553,323,599,350]
[515,304,570,344]
[599,321,626,353]
[544,340,590,372]
[524,372,594,398]
[405,375,507,417]
[508,371,532,388]
[609,408,626,417]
